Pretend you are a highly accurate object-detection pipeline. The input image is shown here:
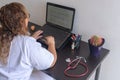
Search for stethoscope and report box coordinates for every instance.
[64,56,89,78]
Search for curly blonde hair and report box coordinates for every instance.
[0,2,29,64]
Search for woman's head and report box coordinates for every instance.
[0,2,29,35]
[0,2,29,64]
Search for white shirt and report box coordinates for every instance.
[0,35,54,80]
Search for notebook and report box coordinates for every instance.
[38,2,75,49]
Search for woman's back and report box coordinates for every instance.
[0,35,34,80]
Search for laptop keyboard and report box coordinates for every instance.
[41,24,71,49]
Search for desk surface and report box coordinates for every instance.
[44,41,109,80]
[28,22,109,80]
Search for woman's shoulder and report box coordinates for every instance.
[12,35,42,49]
[12,35,36,44]
[16,35,35,41]
[23,35,36,41]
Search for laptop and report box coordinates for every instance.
[39,2,75,49]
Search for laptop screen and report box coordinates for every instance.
[46,2,75,32]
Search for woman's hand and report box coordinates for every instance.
[32,30,43,39]
[45,36,55,46]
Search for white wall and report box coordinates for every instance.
[0,0,46,26]
[1,0,120,80]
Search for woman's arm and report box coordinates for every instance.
[45,36,57,67]
[32,30,57,67]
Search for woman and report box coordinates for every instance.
[0,2,57,80]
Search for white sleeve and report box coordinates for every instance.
[26,37,54,70]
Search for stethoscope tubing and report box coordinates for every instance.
[64,58,89,78]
